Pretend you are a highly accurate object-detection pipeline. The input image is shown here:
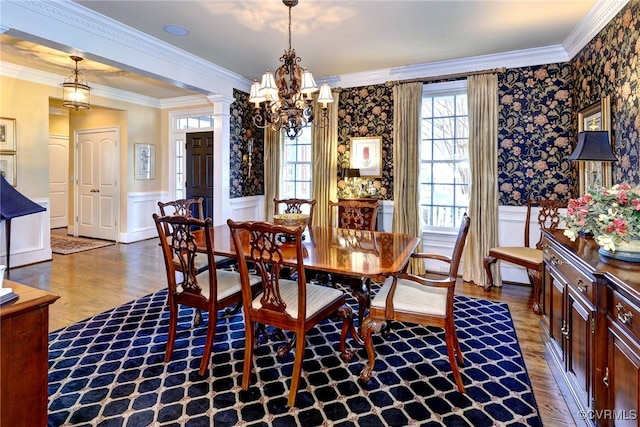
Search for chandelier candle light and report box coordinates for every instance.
[249,0,333,139]
[62,56,91,110]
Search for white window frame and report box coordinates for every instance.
[420,79,469,233]
[168,109,215,200]
[280,130,313,200]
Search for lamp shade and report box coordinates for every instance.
[342,168,361,178]
[568,131,617,162]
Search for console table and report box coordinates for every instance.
[1,281,59,427]
[541,229,639,427]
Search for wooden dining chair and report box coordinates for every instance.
[158,198,233,272]
[483,199,565,314]
[227,219,357,407]
[328,199,380,327]
[360,214,471,392]
[154,214,260,375]
[329,199,379,231]
[273,198,317,226]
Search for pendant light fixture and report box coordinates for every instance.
[62,56,91,110]
[249,0,333,139]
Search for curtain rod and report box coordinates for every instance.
[391,67,506,85]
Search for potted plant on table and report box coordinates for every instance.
[563,183,640,261]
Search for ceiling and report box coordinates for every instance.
[0,0,606,101]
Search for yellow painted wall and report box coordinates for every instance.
[1,75,164,235]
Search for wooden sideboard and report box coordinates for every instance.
[541,229,640,427]
[1,280,59,427]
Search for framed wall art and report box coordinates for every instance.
[0,117,17,152]
[350,136,382,177]
[134,143,155,180]
[576,95,612,194]
[0,153,17,186]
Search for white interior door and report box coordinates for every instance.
[76,128,119,241]
[49,134,69,229]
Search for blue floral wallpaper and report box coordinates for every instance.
[497,64,573,205]
[232,0,639,206]
[230,89,264,198]
[571,0,640,186]
[337,84,395,199]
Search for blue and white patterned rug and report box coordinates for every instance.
[47,283,541,426]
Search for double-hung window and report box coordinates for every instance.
[281,131,312,199]
[419,80,470,230]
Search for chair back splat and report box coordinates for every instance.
[273,198,317,226]
[329,199,379,231]
[360,214,471,393]
[227,219,358,407]
[484,199,566,314]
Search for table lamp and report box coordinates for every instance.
[568,131,617,189]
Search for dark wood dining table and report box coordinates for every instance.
[204,225,420,281]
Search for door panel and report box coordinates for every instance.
[49,135,69,229]
[77,128,119,241]
[186,131,213,219]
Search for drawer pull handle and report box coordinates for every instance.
[542,243,550,254]
[561,322,569,338]
[616,303,634,325]
[577,279,588,293]
[549,255,566,266]
[603,367,609,388]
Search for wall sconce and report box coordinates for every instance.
[568,131,617,189]
[243,138,254,177]
[62,56,91,110]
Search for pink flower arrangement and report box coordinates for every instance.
[563,183,640,252]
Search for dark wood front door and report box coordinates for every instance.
[185,131,214,219]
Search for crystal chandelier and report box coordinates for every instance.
[62,56,91,110]
[249,0,333,139]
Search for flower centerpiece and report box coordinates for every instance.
[563,183,640,258]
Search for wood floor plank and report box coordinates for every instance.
[8,237,577,426]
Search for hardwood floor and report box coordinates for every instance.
[8,236,577,426]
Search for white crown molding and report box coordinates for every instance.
[3,0,248,95]
[563,0,630,59]
[160,95,211,109]
[0,61,162,108]
[331,45,570,88]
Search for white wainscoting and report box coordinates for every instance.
[121,191,166,243]
[0,199,51,268]
[419,204,545,284]
[227,195,265,224]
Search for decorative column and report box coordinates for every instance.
[207,94,234,226]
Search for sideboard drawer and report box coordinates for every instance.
[608,288,639,339]
[544,242,596,305]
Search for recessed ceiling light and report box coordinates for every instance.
[163,24,189,36]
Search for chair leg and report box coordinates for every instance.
[336,304,357,360]
[164,302,178,362]
[528,268,543,315]
[483,256,497,290]
[445,321,465,393]
[359,316,386,382]
[287,333,306,407]
[198,310,217,376]
[242,321,255,390]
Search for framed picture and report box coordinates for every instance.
[350,136,382,177]
[134,143,155,180]
[0,117,17,152]
[576,95,612,194]
[0,153,17,186]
